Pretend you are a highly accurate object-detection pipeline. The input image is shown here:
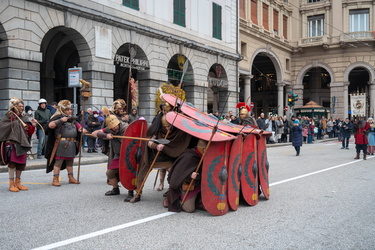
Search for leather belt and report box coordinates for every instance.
[60,138,76,142]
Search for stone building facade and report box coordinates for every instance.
[0,0,240,121]
[239,0,375,119]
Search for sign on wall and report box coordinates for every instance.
[68,67,82,88]
[95,26,112,59]
[350,93,366,117]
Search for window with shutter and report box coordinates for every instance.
[263,3,269,30]
[174,0,186,27]
[122,0,139,10]
[213,3,222,40]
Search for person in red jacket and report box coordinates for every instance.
[353,118,370,160]
[0,97,37,192]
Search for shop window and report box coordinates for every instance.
[174,0,186,27]
[123,0,139,10]
[213,3,222,40]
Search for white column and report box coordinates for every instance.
[276,82,285,116]
[343,82,349,118]
[243,75,252,103]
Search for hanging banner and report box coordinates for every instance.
[350,93,366,117]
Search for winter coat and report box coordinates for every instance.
[283,119,289,134]
[340,121,353,138]
[367,126,375,146]
[276,120,284,135]
[291,124,303,147]
[256,117,267,130]
[87,114,101,132]
[34,106,51,131]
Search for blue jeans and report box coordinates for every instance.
[307,135,313,143]
[37,128,47,156]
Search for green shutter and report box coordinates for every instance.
[174,0,186,27]
[213,3,222,39]
[123,0,139,10]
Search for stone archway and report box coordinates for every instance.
[40,27,91,113]
[301,67,332,108]
[207,63,228,114]
[344,63,374,118]
[249,52,281,117]
[166,54,194,101]
[114,43,149,113]
[296,63,335,116]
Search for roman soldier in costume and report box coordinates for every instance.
[101,99,127,155]
[110,99,127,122]
[91,108,133,199]
[166,139,207,212]
[45,100,87,186]
[131,102,192,203]
[0,97,37,192]
[235,102,257,127]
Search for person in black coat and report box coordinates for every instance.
[291,119,303,156]
[340,118,353,149]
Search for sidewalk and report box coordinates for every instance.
[0,139,108,173]
[0,136,337,173]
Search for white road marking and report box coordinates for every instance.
[27,156,374,249]
[270,157,373,186]
[31,212,176,250]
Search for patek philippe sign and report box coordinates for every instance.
[207,77,228,88]
[114,54,149,70]
[350,93,366,116]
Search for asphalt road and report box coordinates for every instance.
[1,139,374,249]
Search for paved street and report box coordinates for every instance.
[1,139,374,249]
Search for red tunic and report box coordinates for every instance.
[8,115,35,164]
[354,122,370,145]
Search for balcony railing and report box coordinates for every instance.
[298,35,328,46]
[340,31,375,42]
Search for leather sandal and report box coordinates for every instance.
[129,195,141,203]
[124,191,134,202]
[105,188,120,196]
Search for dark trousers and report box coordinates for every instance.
[281,134,287,142]
[356,144,367,154]
[87,137,96,150]
[342,137,350,148]
[294,146,300,155]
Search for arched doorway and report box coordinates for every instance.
[167,54,193,87]
[114,44,149,113]
[302,67,331,110]
[207,63,228,113]
[40,27,90,114]
[348,67,370,117]
[250,53,278,117]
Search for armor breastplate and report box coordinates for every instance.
[55,121,78,158]
[110,123,127,158]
